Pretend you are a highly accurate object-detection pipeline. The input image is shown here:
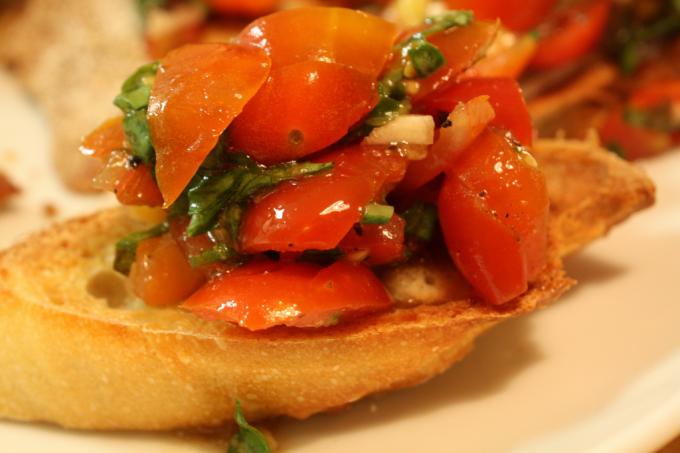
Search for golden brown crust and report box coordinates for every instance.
[0,139,654,430]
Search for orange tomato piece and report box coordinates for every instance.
[79,117,126,161]
[208,0,279,16]
[462,31,537,80]
[148,43,271,206]
[182,260,392,330]
[531,0,612,70]
[229,60,378,164]
[413,21,499,102]
[239,146,407,253]
[400,95,495,192]
[446,0,557,32]
[114,164,163,207]
[438,128,549,304]
[238,7,398,78]
[130,234,206,306]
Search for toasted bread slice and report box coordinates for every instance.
[0,139,654,430]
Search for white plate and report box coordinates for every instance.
[0,68,679,453]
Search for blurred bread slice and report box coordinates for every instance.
[0,0,147,191]
[0,139,654,430]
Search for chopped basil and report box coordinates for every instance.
[189,243,237,268]
[113,222,169,275]
[402,202,438,241]
[114,61,159,166]
[361,203,394,225]
[605,142,627,159]
[185,154,333,236]
[624,105,677,132]
[408,41,445,78]
[228,401,272,453]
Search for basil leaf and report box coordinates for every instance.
[186,159,333,236]
[228,401,271,453]
[361,203,395,225]
[408,41,445,77]
[402,202,438,241]
[113,222,169,275]
[189,243,237,268]
[120,61,159,95]
[122,110,154,165]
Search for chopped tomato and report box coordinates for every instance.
[419,77,533,145]
[239,146,407,253]
[531,0,612,70]
[400,95,495,192]
[208,0,279,16]
[114,164,163,207]
[629,79,680,109]
[462,31,537,80]
[182,260,392,330]
[238,7,397,78]
[338,214,406,265]
[438,128,549,304]
[229,61,378,164]
[79,117,126,161]
[446,0,557,32]
[148,43,271,206]
[413,21,499,102]
[599,107,673,160]
[130,234,206,306]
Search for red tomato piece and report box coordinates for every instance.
[599,108,673,160]
[629,80,680,109]
[446,0,557,32]
[338,214,406,266]
[182,260,392,330]
[400,95,495,192]
[438,128,549,304]
[148,43,271,206]
[229,60,378,164]
[239,146,407,253]
[419,77,534,145]
[531,0,612,70]
[208,0,279,16]
[80,117,126,161]
[115,164,163,207]
[238,7,397,78]
[130,234,206,306]
[413,21,498,102]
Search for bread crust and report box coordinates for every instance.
[0,139,654,430]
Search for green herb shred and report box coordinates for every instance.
[228,401,272,453]
[113,222,169,275]
[402,202,438,241]
[361,202,395,225]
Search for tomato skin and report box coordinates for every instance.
[208,0,279,16]
[148,43,271,206]
[420,77,533,145]
[238,7,397,78]
[462,31,537,80]
[130,234,206,306]
[629,80,680,109]
[438,128,549,304]
[531,0,612,70]
[80,117,126,161]
[599,108,673,160]
[413,21,499,102]
[446,0,557,32]
[229,61,377,165]
[114,164,163,207]
[338,214,406,266]
[182,260,392,330]
[400,95,495,192]
[239,146,407,253]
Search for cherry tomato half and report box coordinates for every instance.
[238,7,397,78]
[438,128,549,304]
[420,77,533,145]
[182,260,392,330]
[239,146,407,253]
[114,164,163,207]
[229,61,377,164]
[531,0,612,70]
[413,21,499,102]
[148,43,271,206]
[80,117,127,161]
[446,0,557,32]
[130,234,206,306]
[400,95,495,192]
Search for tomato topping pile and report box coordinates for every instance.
[85,6,552,331]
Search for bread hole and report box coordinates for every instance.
[86,270,131,308]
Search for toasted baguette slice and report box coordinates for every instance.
[0,139,654,430]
